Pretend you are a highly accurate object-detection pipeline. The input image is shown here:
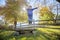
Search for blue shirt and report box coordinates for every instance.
[27,8,37,21]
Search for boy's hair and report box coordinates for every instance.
[28,5,32,9]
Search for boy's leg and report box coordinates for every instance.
[28,13,33,24]
[28,16,32,24]
[29,21,32,24]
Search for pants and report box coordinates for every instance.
[28,13,33,24]
[29,21,32,24]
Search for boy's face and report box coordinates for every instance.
[29,6,32,9]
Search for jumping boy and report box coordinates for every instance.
[27,6,38,24]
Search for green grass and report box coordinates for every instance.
[0,26,60,40]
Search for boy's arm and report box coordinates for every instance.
[32,7,38,10]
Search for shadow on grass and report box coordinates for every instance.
[15,30,58,40]
[0,28,60,40]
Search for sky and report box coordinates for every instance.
[0,0,60,20]
[27,0,60,20]
[0,0,6,6]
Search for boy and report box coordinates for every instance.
[27,6,38,24]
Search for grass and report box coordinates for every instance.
[0,25,60,40]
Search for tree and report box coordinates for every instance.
[39,7,55,24]
[39,7,54,20]
[0,0,27,29]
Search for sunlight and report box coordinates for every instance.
[21,37,27,40]
[23,7,26,11]
[0,0,60,40]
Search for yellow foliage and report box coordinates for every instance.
[0,0,27,24]
[39,6,54,20]
[40,7,49,11]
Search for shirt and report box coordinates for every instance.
[27,7,37,21]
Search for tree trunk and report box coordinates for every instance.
[5,21,8,26]
[14,20,17,29]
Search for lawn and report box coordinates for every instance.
[0,26,60,40]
